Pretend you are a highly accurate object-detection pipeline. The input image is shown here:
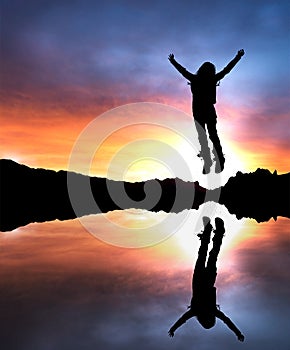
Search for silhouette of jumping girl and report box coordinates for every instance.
[168,217,245,342]
[168,50,245,173]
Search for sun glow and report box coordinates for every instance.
[171,203,247,261]
[123,158,174,182]
[88,121,247,186]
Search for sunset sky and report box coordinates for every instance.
[1,1,290,349]
[1,0,289,174]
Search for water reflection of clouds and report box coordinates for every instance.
[1,213,289,349]
[219,218,290,348]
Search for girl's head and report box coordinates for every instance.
[197,62,216,77]
[197,313,216,329]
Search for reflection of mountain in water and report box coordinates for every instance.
[1,159,289,231]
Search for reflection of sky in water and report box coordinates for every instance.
[1,209,289,350]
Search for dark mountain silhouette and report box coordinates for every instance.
[0,159,206,231]
[220,169,290,222]
[0,159,289,231]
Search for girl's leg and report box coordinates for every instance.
[206,218,225,286]
[192,217,212,292]
[194,119,212,174]
[206,107,225,172]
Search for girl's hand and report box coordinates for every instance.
[237,49,245,57]
[238,333,245,342]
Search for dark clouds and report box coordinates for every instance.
[1,0,289,112]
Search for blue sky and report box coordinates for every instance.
[1,0,289,107]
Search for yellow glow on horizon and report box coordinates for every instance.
[89,122,188,180]
[123,158,174,182]
[0,101,288,176]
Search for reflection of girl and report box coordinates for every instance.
[168,50,245,174]
[168,217,245,342]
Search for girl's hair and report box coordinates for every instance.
[197,62,216,77]
[197,313,216,329]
